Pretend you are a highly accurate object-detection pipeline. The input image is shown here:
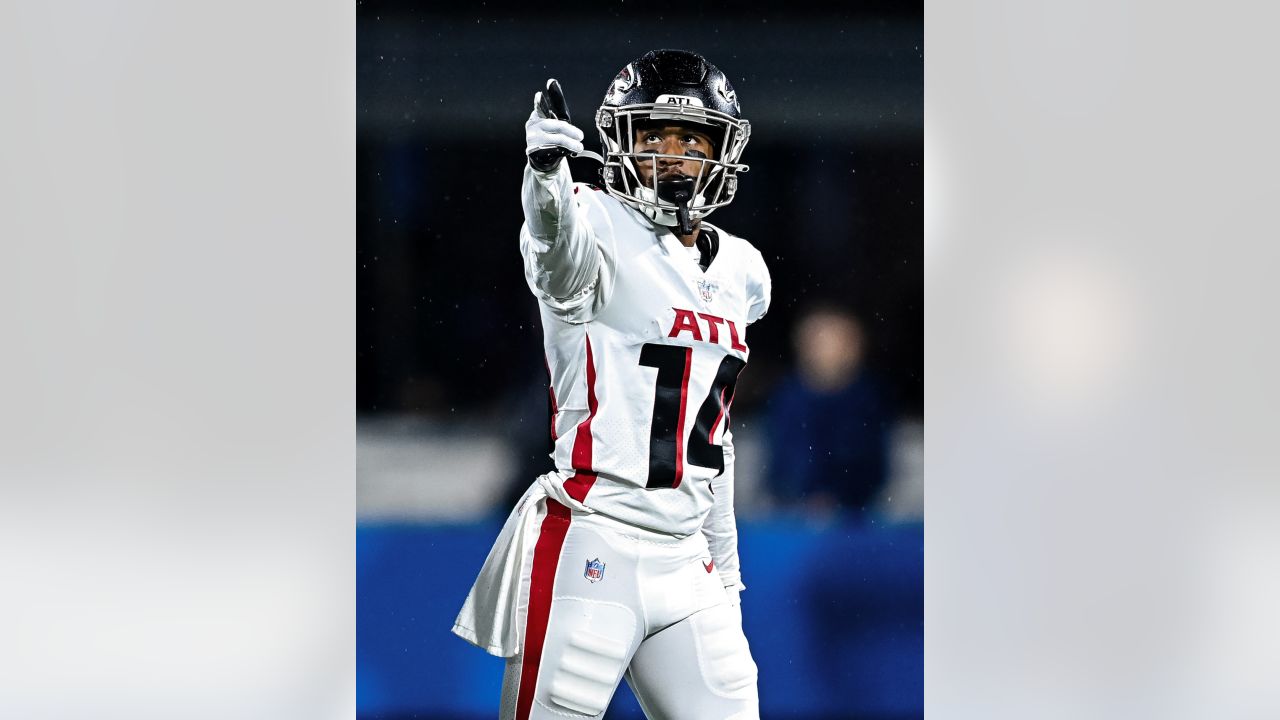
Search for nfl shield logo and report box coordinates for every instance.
[697,279,718,304]
[584,558,606,583]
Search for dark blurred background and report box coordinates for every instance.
[357,2,922,718]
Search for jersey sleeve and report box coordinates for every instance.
[701,429,745,600]
[745,246,771,325]
[519,162,617,323]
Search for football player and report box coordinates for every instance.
[453,49,771,720]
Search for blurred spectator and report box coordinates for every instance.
[765,305,892,515]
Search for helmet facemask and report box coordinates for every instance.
[596,103,751,229]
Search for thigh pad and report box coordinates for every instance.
[692,606,758,697]
[538,598,637,717]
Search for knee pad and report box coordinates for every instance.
[540,599,636,717]
[693,606,758,697]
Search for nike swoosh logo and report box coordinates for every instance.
[703,560,715,573]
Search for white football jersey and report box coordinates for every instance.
[519,164,771,547]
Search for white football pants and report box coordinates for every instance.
[500,498,759,720]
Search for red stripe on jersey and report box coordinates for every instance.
[515,499,572,720]
[548,385,559,441]
[564,471,597,503]
[544,354,559,442]
[672,346,693,488]
[708,386,728,443]
[570,334,599,476]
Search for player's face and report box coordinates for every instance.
[631,122,716,186]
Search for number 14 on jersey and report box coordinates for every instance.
[638,343,745,489]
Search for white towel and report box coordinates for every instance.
[451,482,548,657]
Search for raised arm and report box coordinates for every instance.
[520,79,615,321]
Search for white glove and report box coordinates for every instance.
[526,78,584,172]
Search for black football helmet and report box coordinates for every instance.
[595,49,751,227]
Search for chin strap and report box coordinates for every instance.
[657,177,696,236]
[675,202,693,236]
